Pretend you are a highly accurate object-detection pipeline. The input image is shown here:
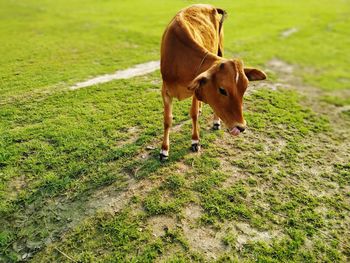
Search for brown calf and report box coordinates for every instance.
[160,4,266,160]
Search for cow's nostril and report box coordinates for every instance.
[237,126,246,132]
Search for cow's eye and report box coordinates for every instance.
[219,87,228,96]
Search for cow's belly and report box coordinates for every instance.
[165,82,193,101]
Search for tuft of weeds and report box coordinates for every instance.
[200,183,252,223]
[164,174,186,192]
[222,231,237,248]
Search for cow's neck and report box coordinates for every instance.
[194,50,222,78]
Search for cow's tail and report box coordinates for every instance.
[216,8,227,57]
[216,8,227,34]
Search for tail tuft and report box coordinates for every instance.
[216,8,227,20]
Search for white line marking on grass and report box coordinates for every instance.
[69,60,160,90]
[281,27,298,38]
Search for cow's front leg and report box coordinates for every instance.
[160,88,173,161]
[213,113,221,130]
[190,96,201,152]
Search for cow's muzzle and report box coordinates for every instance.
[228,125,246,136]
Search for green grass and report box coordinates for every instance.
[0,0,349,262]
[1,0,350,98]
[322,96,350,107]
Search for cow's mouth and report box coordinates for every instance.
[228,126,246,136]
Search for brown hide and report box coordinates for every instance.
[159,4,266,159]
[161,4,225,99]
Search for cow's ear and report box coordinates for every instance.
[188,75,208,91]
[188,74,209,102]
[244,68,267,81]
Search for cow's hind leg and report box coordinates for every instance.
[198,101,203,116]
[214,25,223,131]
[160,86,173,161]
[213,113,221,130]
[190,96,201,152]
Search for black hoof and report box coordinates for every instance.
[159,153,168,162]
[213,123,221,130]
[191,143,200,152]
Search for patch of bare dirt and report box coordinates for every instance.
[147,215,177,238]
[7,175,27,199]
[182,224,226,260]
[247,81,291,94]
[175,161,192,174]
[117,126,141,148]
[16,176,162,257]
[232,222,281,249]
[180,202,281,260]
[267,58,294,75]
[180,203,226,260]
[220,159,246,189]
[84,178,160,217]
[183,203,203,222]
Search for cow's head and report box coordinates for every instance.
[188,59,266,136]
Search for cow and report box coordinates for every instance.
[160,4,266,161]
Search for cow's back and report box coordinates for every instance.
[178,5,220,52]
[161,4,224,86]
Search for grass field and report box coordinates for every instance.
[1,0,349,262]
